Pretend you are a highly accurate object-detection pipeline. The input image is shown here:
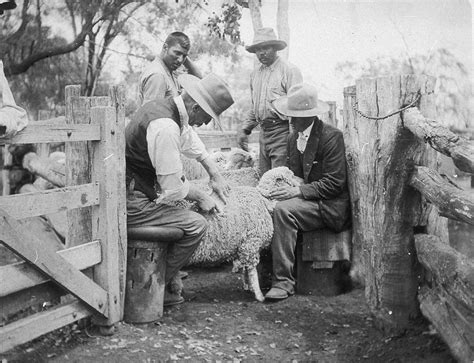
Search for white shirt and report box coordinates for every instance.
[297,122,314,153]
[146,96,209,203]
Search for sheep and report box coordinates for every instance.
[181,148,256,180]
[169,166,300,302]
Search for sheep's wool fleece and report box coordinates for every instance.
[187,186,273,267]
[256,166,303,198]
[220,167,260,188]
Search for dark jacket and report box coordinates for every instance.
[287,118,351,232]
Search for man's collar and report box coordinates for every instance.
[260,56,280,71]
[299,121,314,138]
[174,96,189,127]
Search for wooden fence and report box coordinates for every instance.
[344,75,473,362]
[0,86,126,352]
[1,78,471,360]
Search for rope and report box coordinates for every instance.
[352,91,421,120]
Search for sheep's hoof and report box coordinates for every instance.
[254,292,265,302]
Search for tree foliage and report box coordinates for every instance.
[335,48,473,130]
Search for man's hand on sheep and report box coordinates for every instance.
[209,174,230,204]
[199,155,231,204]
[269,185,302,200]
[187,184,223,213]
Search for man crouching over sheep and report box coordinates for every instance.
[125,73,234,306]
[265,83,351,300]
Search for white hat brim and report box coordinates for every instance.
[179,74,220,121]
[272,96,330,117]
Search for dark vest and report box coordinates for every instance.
[125,98,181,199]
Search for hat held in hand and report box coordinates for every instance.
[245,27,287,53]
[178,73,234,121]
[272,83,329,117]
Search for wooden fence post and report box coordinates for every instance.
[64,86,109,248]
[108,85,127,320]
[343,75,448,333]
[90,106,121,328]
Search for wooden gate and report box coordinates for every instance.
[0,88,126,352]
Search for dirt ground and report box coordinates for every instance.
[2,263,454,363]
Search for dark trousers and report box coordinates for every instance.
[126,190,207,284]
[258,121,289,176]
[271,197,325,294]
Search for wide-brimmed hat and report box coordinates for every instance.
[179,73,234,121]
[272,83,329,117]
[245,28,287,53]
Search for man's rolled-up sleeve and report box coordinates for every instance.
[147,119,189,202]
[180,125,209,162]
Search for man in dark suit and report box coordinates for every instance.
[265,83,351,300]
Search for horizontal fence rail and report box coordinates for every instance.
[0,90,126,353]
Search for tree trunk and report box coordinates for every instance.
[343,75,448,333]
[276,0,289,60]
[248,0,263,32]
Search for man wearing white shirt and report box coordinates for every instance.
[265,83,351,300]
[125,74,234,305]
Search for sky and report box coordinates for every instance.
[236,0,473,103]
[41,0,473,107]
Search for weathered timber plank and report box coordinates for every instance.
[418,286,474,363]
[90,106,121,326]
[108,85,127,320]
[0,241,101,297]
[197,130,260,149]
[0,183,99,219]
[1,283,63,325]
[0,124,100,145]
[415,234,474,311]
[0,208,108,317]
[410,166,474,225]
[344,74,441,333]
[0,300,91,353]
[404,107,474,174]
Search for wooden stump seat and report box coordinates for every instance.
[123,226,183,324]
[296,228,352,296]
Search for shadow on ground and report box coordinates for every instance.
[2,263,454,363]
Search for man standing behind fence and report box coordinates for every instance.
[138,31,202,105]
[237,27,303,176]
[126,73,234,306]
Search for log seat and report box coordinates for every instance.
[296,228,352,296]
[123,226,183,324]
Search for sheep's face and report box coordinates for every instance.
[256,166,302,199]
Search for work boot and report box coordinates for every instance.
[164,290,184,307]
[168,273,184,295]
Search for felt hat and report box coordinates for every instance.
[245,27,287,53]
[272,83,329,117]
[178,73,234,121]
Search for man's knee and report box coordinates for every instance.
[189,212,208,237]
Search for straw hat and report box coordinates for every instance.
[245,28,287,53]
[179,73,234,121]
[272,83,329,117]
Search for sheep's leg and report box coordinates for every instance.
[242,268,250,291]
[246,267,265,302]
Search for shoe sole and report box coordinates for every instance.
[265,295,288,300]
[164,297,185,307]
